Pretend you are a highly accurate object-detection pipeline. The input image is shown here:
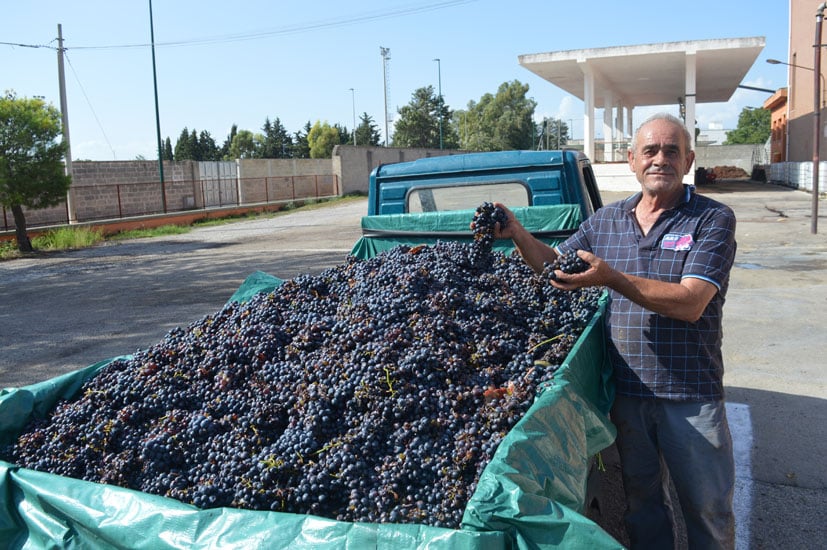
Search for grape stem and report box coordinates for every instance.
[527,334,564,353]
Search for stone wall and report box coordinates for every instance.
[2,144,772,233]
[333,145,463,195]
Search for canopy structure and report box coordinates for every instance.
[518,37,766,161]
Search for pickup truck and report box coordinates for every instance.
[0,151,621,549]
[352,149,604,258]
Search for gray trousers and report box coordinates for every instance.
[611,395,736,550]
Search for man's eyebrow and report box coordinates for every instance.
[642,143,681,152]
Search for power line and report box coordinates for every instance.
[64,51,117,159]
[0,39,57,50]
[61,1,476,51]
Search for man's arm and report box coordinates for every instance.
[553,251,718,322]
[492,203,558,273]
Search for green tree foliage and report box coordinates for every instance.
[0,91,72,251]
[334,123,351,146]
[228,129,263,159]
[163,137,173,161]
[261,117,293,158]
[456,80,537,151]
[172,128,220,160]
[393,86,457,148]
[198,130,219,160]
[221,124,238,160]
[307,121,340,159]
[173,127,195,160]
[724,107,771,145]
[293,122,311,159]
[355,112,382,146]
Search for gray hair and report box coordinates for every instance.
[630,112,693,153]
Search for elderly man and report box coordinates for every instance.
[495,112,737,549]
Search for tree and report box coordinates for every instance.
[198,130,219,160]
[0,91,71,252]
[457,80,537,151]
[293,122,311,159]
[261,117,293,158]
[174,127,195,160]
[221,124,238,160]
[307,121,341,159]
[334,123,351,146]
[392,86,457,148]
[163,137,173,160]
[227,129,263,159]
[724,107,771,145]
[355,112,382,146]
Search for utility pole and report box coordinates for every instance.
[56,24,76,224]
[381,47,391,147]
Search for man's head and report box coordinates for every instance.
[628,113,695,195]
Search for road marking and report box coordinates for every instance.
[727,402,752,550]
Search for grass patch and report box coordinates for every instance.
[0,226,105,260]
[0,240,18,260]
[109,225,191,241]
[32,226,105,250]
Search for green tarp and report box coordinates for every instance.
[350,205,583,259]
[0,234,622,549]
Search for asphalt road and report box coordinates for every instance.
[1,182,825,549]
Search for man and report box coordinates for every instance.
[495,113,737,549]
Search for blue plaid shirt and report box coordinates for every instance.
[557,185,737,400]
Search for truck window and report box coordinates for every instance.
[407,182,530,213]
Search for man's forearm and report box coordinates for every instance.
[511,227,558,273]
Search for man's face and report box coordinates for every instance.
[628,119,695,194]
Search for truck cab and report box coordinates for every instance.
[352,150,603,259]
[367,149,602,219]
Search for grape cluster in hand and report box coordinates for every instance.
[545,250,590,281]
[469,201,508,266]
[2,204,600,529]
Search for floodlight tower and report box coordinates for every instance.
[381,47,391,146]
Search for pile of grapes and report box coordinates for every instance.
[2,203,600,529]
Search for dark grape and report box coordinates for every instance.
[544,250,589,281]
[1,203,601,529]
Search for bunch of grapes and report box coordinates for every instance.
[544,250,590,281]
[469,201,508,266]
[2,205,601,529]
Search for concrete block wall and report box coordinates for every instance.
[3,144,775,233]
[694,144,765,173]
[333,145,464,195]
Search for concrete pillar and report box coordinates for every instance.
[581,62,595,161]
[603,90,613,162]
[685,51,697,153]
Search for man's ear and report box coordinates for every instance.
[684,150,696,174]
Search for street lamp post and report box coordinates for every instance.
[767,51,825,234]
[814,3,826,234]
[349,88,356,146]
[433,58,443,149]
[148,0,166,212]
[766,58,825,107]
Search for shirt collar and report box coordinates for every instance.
[623,184,695,213]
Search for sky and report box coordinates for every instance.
[2,0,790,161]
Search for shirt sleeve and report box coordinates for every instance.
[681,204,737,290]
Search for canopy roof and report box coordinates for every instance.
[518,37,766,107]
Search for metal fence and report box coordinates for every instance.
[2,174,340,232]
